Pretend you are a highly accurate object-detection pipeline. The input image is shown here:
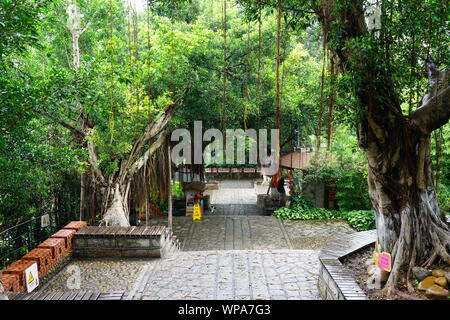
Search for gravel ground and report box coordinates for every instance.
[283,220,355,250]
[39,258,154,293]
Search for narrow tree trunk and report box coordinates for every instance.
[257,5,262,92]
[326,57,336,152]
[72,32,80,69]
[79,172,85,220]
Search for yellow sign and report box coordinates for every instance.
[25,262,39,293]
[28,272,34,284]
[193,204,202,221]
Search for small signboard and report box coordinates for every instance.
[41,214,50,228]
[25,262,39,293]
[377,252,392,272]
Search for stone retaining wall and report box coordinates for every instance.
[317,230,376,300]
[73,230,170,259]
[73,237,167,258]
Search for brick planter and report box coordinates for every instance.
[52,229,76,250]
[317,230,376,300]
[63,221,87,231]
[0,274,19,292]
[38,238,66,263]
[22,248,53,278]
[2,260,36,292]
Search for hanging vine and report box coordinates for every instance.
[243,21,251,130]
[316,45,328,152]
[326,54,336,152]
[221,0,228,132]
[257,3,262,100]
[279,12,288,124]
[316,0,332,152]
[132,3,140,109]
[108,0,115,143]
[275,0,282,134]
[146,3,152,121]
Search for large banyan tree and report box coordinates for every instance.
[239,0,449,293]
[61,0,190,227]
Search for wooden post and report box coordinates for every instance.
[168,143,173,232]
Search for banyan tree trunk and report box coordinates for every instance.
[102,183,130,227]
[365,118,450,292]
[313,0,450,294]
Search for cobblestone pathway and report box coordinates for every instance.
[131,250,319,300]
[36,179,355,300]
[39,250,319,300]
[148,216,354,251]
[185,216,291,250]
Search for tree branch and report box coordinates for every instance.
[0,106,34,135]
[87,138,106,185]
[80,21,92,35]
[34,109,85,137]
[120,85,191,179]
[411,84,450,134]
[128,131,168,175]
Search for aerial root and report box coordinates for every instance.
[406,244,417,293]
[430,225,450,264]
[382,238,404,297]
[423,251,438,268]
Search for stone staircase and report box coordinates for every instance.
[162,228,181,257]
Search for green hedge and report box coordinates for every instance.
[273,206,376,232]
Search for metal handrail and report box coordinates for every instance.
[0,215,59,270]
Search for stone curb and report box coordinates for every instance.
[317,230,376,300]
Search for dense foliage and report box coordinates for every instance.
[0,0,325,226]
[273,197,375,231]
[0,0,448,230]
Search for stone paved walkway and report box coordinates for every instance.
[36,179,356,300]
[133,250,320,300]
[40,250,319,300]
[149,216,354,251]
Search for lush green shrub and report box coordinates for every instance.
[274,206,338,220]
[273,205,375,232]
[289,194,314,209]
[343,210,376,231]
